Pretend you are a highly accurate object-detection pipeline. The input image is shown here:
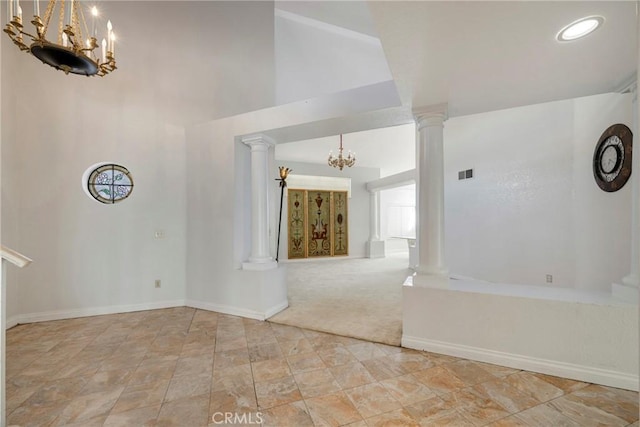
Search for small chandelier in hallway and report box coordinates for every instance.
[4,0,117,76]
[328,134,356,170]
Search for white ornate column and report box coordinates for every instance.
[242,135,277,271]
[413,104,448,287]
[366,190,385,258]
[614,81,639,301]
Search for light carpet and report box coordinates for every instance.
[268,254,410,346]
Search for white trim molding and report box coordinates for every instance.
[402,335,639,391]
[185,299,288,321]
[6,298,290,329]
[6,300,186,328]
[288,175,352,198]
[1,246,32,268]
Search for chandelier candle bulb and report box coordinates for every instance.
[15,0,20,17]
[63,0,72,27]
[110,32,115,54]
[101,38,106,62]
[91,6,97,38]
[17,5,22,20]
[106,19,112,51]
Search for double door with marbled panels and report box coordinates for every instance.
[287,189,348,259]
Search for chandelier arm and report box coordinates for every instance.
[71,1,86,51]
[78,4,90,42]
[41,0,56,38]
[66,1,82,50]
[5,31,29,50]
[16,29,39,41]
[57,0,65,44]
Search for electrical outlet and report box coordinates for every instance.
[154,230,165,239]
[546,274,553,283]
[155,279,161,288]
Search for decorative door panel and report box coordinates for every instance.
[308,191,332,257]
[287,189,348,259]
[287,189,306,259]
[333,191,348,256]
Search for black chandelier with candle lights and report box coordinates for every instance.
[4,0,117,76]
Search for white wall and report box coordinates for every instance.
[1,43,188,322]
[444,93,632,291]
[572,95,634,290]
[272,160,379,261]
[1,1,279,324]
[379,185,415,254]
[275,8,392,105]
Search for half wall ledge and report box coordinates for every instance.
[402,276,639,391]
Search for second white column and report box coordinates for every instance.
[413,104,448,285]
[242,134,277,270]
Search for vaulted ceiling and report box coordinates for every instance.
[275,1,637,172]
[370,1,636,117]
[7,1,634,169]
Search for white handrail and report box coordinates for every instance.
[0,246,32,268]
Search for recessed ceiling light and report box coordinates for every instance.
[556,16,604,42]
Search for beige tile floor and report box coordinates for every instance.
[5,307,639,426]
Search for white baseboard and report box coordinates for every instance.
[185,299,270,321]
[6,298,290,329]
[7,300,186,327]
[184,299,288,321]
[6,317,19,330]
[265,300,289,319]
[402,335,639,392]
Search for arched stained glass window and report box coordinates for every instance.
[86,164,134,204]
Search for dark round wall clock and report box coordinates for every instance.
[593,123,633,192]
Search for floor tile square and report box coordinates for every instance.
[294,368,341,399]
[287,352,326,373]
[252,358,292,382]
[261,400,314,427]
[380,373,437,405]
[305,391,363,426]
[411,365,467,395]
[329,362,376,389]
[365,408,420,427]
[318,346,358,367]
[344,382,402,418]
[255,375,303,409]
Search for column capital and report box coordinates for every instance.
[413,103,448,128]
[242,134,275,149]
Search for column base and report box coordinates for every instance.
[366,240,385,258]
[612,282,639,303]
[242,260,278,271]
[414,264,448,276]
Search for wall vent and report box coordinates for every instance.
[458,169,474,180]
